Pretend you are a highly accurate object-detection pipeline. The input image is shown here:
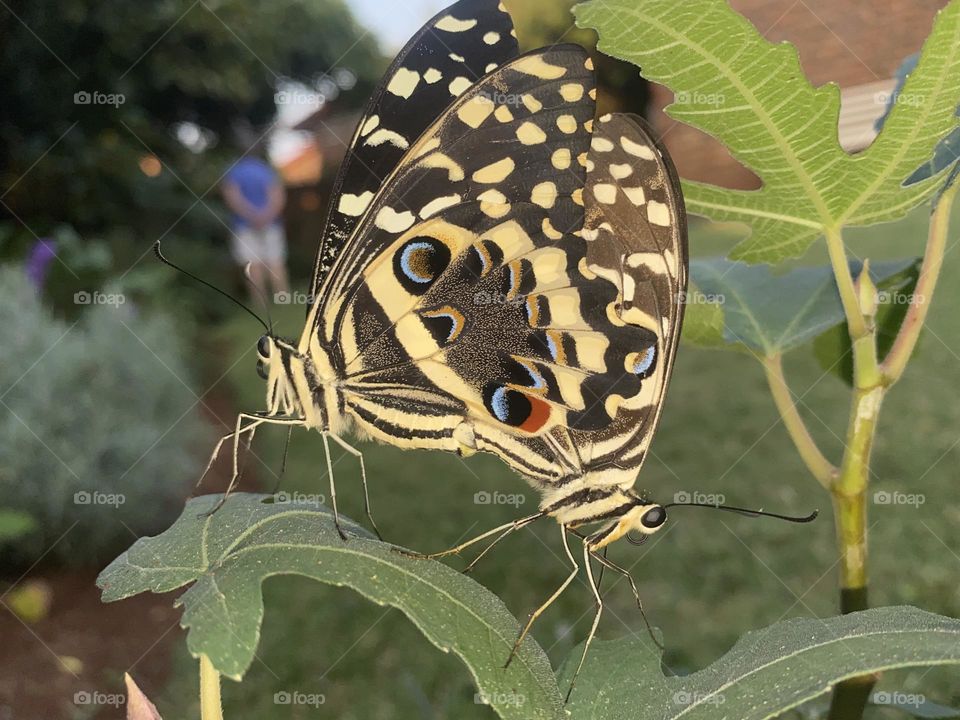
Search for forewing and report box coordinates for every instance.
[308,0,518,298]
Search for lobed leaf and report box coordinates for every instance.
[560,607,960,720]
[97,493,564,720]
[575,0,960,263]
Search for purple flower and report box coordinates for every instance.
[25,238,57,291]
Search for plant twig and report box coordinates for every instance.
[882,181,958,384]
[200,655,224,720]
[762,354,837,488]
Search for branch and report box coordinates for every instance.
[882,181,959,384]
[762,354,838,488]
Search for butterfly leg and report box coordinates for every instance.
[589,550,662,651]
[565,540,604,703]
[326,432,383,541]
[505,524,578,669]
[203,414,265,516]
[321,433,349,541]
[395,512,545,560]
[195,418,258,492]
[461,514,542,573]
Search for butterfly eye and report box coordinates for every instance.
[257,335,271,357]
[641,506,667,529]
[256,360,269,380]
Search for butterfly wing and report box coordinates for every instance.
[308,0,519,296]
[573,113,688,482]
[308,45,686,490]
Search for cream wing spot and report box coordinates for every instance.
[609,163,634,179]
[365,128,409,149]
[591,136,614,152]
[531,181,558,209]
[485,62,497,73]
[435,15,477,32]
[622,135,657,159]
[483,31,500,44]
[542,218,562,240]
[557,115,577,134]
[516,121,547,145]
[478,189,511,218]
[513,55,567,79]
[387,68,420,99]
[457,95,495,128]
[593,183,617,204]
[552,148,571,170]
[521,94,543,113]
[559,83,585,102]
[623,186,646,205]
[448,76,472,97]
[449,52,465,62]
[423,68,443,84]
[338,191,374,217]
[646,200,671,226]
[419,193,461,219]
[375,207,416,233]
[494,105,514,123]
[359,115,379,136]
[472,157,515,184]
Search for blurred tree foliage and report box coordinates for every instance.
[504,0,649,117]
[0,0,384,251]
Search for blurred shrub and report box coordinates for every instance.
[0,265,212,567]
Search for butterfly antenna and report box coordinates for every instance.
[153,242,269,332]
[664,501,819,524]
[242,262,274,334]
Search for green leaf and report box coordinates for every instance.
[560,607,960,720]
[688,257,916,355]
[813,259,923,384]
[97,494,564,720]
[575,0,960,263]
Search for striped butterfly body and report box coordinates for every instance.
[238,0,685,695]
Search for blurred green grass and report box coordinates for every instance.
[163,205,960,718]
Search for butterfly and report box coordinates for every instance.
[193,0,687,699]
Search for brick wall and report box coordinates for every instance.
[650,0,949,189]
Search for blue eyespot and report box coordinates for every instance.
[401,241,435,283]
[634,345,656,376]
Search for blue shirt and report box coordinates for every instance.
[224,157,280,230]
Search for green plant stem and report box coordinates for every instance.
[882,181,958,384]
[762,354,837,488]
[825,226,882,389]
[200,655,224,720]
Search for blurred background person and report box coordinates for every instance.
[221,151,289,301]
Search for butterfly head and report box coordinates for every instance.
[582,491,668,551]
[256,333,306,418]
